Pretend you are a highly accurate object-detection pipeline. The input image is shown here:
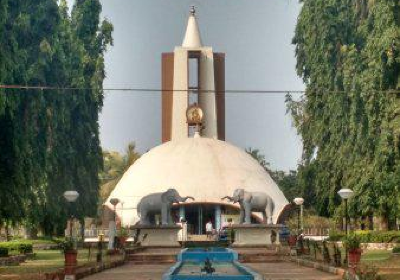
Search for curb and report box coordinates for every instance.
[43,258,126,280]
[289,257,346,277]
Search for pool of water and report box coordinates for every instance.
[177,261,242,275]
[162,248,263,280]
[178,247,237,262]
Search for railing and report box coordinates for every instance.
[294,239,345,267]
[84,229,110,237]
[303,227,330,237]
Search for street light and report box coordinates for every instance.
[63,190,79,238]
[110,198,120,223]
[293,197,305,235]
[109,198,120,250]
[338,188,354,266]
[337,188,354,236]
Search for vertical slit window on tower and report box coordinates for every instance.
[188,52,200,106]
[188,52,200,138]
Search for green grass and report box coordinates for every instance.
[361,250,392,262]
[361,250,400,280]
[0,248,120,275]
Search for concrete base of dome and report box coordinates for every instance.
[231,224,284,247]
[132,225,181,247]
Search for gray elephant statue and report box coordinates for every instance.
[137,188,194,225]
[221,188,274,224]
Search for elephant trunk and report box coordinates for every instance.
[178,196,194,202]
[221,196,235,203]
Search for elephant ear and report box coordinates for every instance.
[162,189,176,203]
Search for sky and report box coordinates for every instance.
[68,0,304,171]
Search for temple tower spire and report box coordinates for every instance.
[161,7,225,142]
[182,6,203,48]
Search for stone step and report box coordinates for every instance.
[129,260,176,265]
[238,249,283,263]
[127,254,177,264]
[239,255,283,263]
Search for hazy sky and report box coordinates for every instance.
[68,0,304,171]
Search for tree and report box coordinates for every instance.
[245,147,271,172]
[289,0,399,229]
[0,0,113,235]
[99,142,141,203]
[246,147,301,203]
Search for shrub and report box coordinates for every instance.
[0,241,33,255]
[60,239,76,253]
[0,247,9,257]
[344,234,361,250]
[343,265,382,280]
[328,231,345,241]
[354,230,400,243]
[329,231,400,243]
[393,247,400,254]
[18,242,33,254]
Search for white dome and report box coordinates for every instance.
[107,137,289,225]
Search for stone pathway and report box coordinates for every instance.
[82,261,341,280]
[82,263,172,280]
[246,262,341,280]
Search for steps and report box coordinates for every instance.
[128,253,177,264]
[126,247,286,264]
[236,248,285,263]
[127,248,179,264]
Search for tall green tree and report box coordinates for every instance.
[289,0,399,229]
[246,147,300,203]
[0,0,113,235]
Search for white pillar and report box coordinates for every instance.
[179,206,186,221]
[108,221,116,250]
[215,205,221,231]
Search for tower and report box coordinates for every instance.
[162,7,225,142]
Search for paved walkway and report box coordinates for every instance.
[82,262,341,280]
[246,262,341,280]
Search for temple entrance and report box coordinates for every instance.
[172,203,244,235]
[185,204,216,235]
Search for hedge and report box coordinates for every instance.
[0,247,8,257]
[328,230,400,243]
[354,231,400,243]
[328,231,345,242]
[0,241,33,255]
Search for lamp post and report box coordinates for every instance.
[119,200,125,226]
[63,190,80,238]
[293,197,304,235]
[338,188,354,266]
[63,190,79,278]
[108,198,120,250]
[337,188,354,236]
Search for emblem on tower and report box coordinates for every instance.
[186,103,203,126]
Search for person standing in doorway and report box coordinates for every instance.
[205,220,213,240]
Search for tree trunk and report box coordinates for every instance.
[374,216,388,231]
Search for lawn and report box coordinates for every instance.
[0,248,119,276]
[361,250,400,280]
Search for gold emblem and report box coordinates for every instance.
[186,103,203,125]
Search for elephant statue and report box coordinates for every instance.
[137,188,194,225]
[221,188,274,224]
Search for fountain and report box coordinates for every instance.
[200,258,215,274]
[162,248,263,280]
